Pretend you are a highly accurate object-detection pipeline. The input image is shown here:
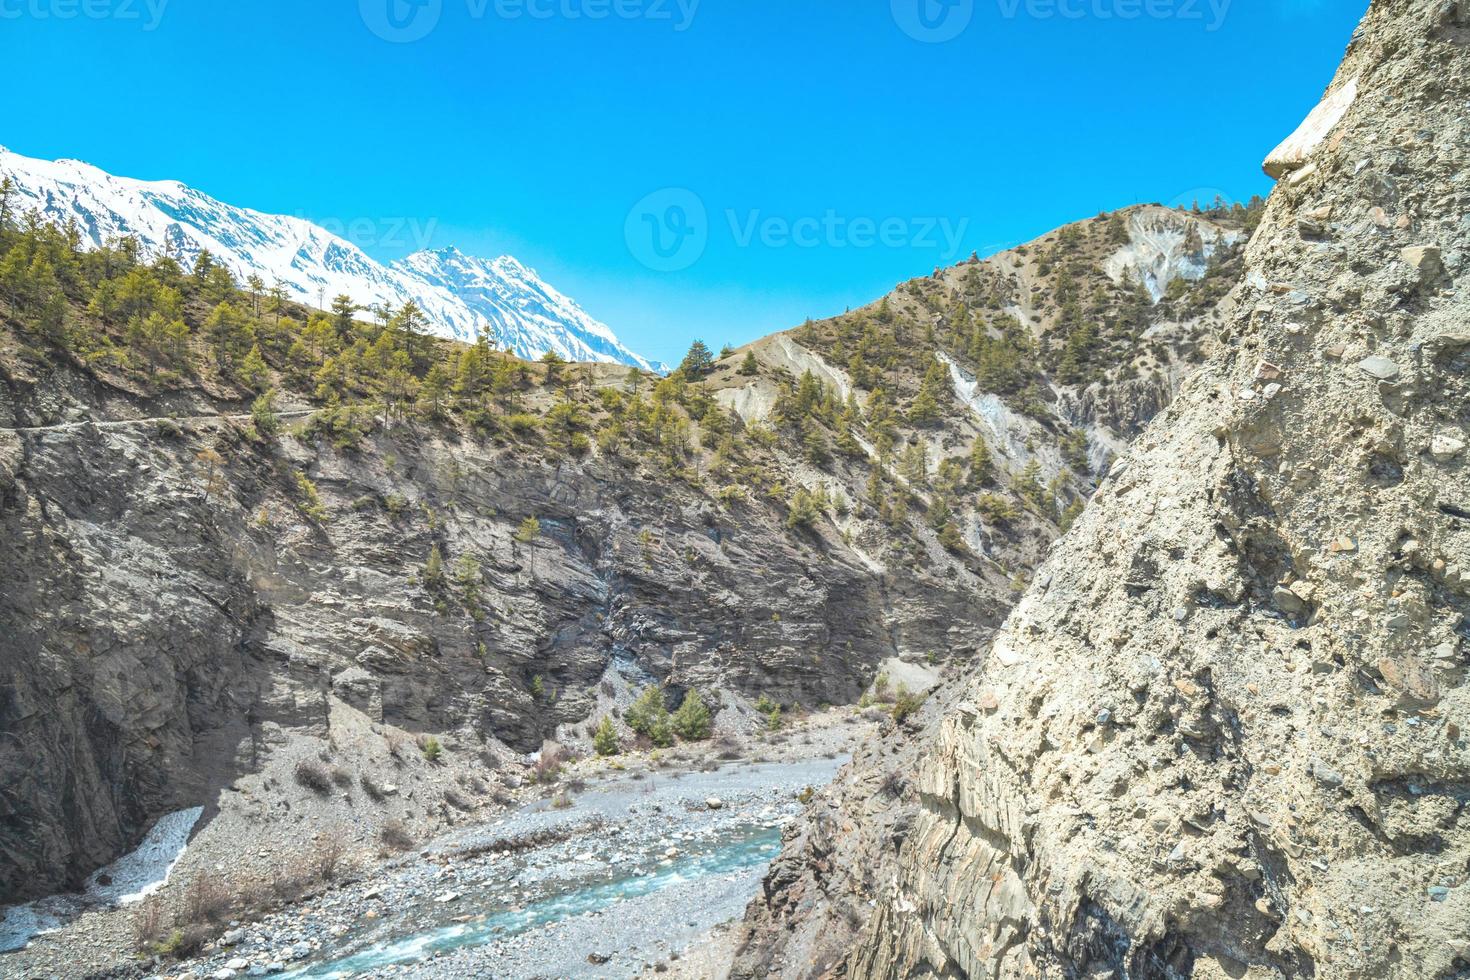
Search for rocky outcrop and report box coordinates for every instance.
[745,1,1469,976]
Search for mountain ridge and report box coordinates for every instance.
[0,145,664,371]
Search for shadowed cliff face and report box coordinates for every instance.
[739,1,1470,977]
[0,372,992,902]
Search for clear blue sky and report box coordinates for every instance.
[1,0,1364,365]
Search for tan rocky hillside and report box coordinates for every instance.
[738,0,1470,976]
[0,192,1239,905]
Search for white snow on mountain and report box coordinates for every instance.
[0,146,662,371]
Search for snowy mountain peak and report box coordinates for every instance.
[0,146,660,371]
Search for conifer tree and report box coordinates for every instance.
[679,339,714,379]
[969,437,994,488]
[670,690,713,741]
[594,717,621,756]
[331,294,358,342]
[738,350,758,376]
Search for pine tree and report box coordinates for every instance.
[1019,459,1048,510]
[393,300,427,365]
[738,350,758,376]
[593,717,621,756]
[679,339,714,379]
[515,516,541,543]
[969,437,994,488]
[899,442,927,485]
[626,686,669,739]
[786,488,823,529]
[0,176,13,233]
[419,363,450,419]
[239,343,270,391]
[246,274,265,317]
[670,690,713,741]
[251,389,280,435]
[203,302,251,371]
[331,294,358,342]
[804,428,831,468]
[938,520,964,552]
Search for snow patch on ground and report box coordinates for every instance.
[87,807,205,905]
[0,903,65,954]
[0,807,202,953]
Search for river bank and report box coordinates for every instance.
[2,709,872,979]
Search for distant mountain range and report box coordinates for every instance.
[0,146,662,371]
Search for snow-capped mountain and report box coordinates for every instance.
[0,146,661,371]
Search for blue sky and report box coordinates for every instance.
[1,0,1363,364]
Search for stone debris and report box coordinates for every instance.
[1357,355,1401,380]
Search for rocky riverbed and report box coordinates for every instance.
[2,709,870,980]
[170,758,844,980]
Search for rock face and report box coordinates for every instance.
[0,383,976,901]
[0,196,1245,903]
[740,1,1470,976]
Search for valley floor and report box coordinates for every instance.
[0,711,869,980]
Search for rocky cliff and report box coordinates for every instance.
[0,194,1242,908]
[740,0,1470,976]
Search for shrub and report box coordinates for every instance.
[380,820,415,852]
[670,690,713,741]
[534,745,567,784]
[767,706,783,731]
[504,413,539,436]
[419,735,443,764]
[293,471,327,524]
[295,760,333,795]
[133,897,168,953]
[314,835,346,881]
[424,544,444,588]
[891,687,927,723]
[182,873,231,924]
